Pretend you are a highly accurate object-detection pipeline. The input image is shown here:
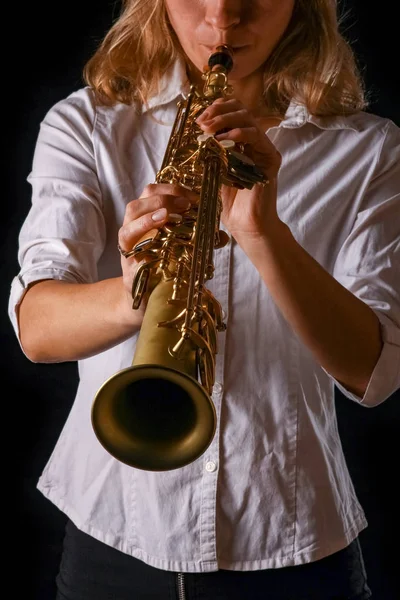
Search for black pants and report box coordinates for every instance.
[56,520,372,600]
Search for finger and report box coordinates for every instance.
[217,126,280,156]
[216,126,261,145]
[197,109,253,134]
[217,127,277,161]
[119,206,172,254]
[123,193,191,226]
[197,98,245,122]
[140,183,199,202]
[217,127,282,178]
[120,183,200,254]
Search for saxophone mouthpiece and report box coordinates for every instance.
[208,45,234,73]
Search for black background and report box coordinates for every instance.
[4,1,399,598]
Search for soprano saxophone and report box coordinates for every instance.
[91,46,267,471]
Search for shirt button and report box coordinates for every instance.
[213,382,223,394]
[205,461,217,473]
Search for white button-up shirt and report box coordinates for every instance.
[8,59,400,572]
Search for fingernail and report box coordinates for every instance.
[199,119,214,129]
[152,208,167,221]
[174,197,191,208]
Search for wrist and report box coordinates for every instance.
[115,276,145,332]
[234,219,293,261]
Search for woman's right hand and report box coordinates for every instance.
[117,183,196,322]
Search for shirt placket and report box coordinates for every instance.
[198,235,231,571]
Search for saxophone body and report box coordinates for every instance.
[91,46,267,471]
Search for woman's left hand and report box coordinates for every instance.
[196,97,284,247]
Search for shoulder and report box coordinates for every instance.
[40,86,143,138]
[343,112,399,166]
[286,102,398,144]
[343,110,399,139]
[307,110,399,168]
[321,111,399,146]
[347,112,400,169]
[42,87,98,128]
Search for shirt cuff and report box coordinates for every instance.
[330,312,400,407]
[8,269,78,355]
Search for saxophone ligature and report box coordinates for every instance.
[91,45,268,471]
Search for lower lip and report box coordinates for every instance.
[205,46,248,54]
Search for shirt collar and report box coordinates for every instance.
[282,101,360,132]
[143,58,190,112]
[143,58,360,133]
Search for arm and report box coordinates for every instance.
[12,89,193,364]
[17,277,141,363]
[197,100,400,403]
[16,185,193,363]
[242,222,382,398]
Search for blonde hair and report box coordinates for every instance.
[83,0,368,116]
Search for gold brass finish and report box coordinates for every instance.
[91,45,267,471]
[92,279,216,471]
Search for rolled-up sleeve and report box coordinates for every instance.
[8,90,106,342]
[332,120,400,407]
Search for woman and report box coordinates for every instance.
[9,0,399,598]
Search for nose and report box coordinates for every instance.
[205,0,242,31]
